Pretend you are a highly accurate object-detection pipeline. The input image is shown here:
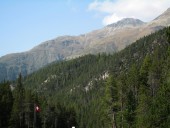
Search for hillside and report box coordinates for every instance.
[20,27,170,127]
[0,8,170,81]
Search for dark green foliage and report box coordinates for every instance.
[23,27,170,128]
[0,75,77,128]
[104,75,119,128]
[125,64,139,127]
[1,27,170,127]
[0,81,13,128]
[166,27,170,44]
[135,55,152,127]
[9,74,25,128]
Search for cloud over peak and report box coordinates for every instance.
[88,0,170,25]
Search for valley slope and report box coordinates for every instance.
[23,27,170,128]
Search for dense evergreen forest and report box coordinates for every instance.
[0,27,170,128]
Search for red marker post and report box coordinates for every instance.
[34,104,40,128]
[35,105,40,112]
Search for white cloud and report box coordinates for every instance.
[103,13,124,25]
[88,0,170,25]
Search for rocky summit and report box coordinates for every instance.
[107,18,145,28]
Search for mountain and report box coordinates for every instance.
[107,18,145,28]
[0,8,170,81]
[23,27,170,128]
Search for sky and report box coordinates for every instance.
[0,0,170,57]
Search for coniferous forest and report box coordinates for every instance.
[0,27,170,128]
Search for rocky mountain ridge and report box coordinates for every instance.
[0,8,170,81]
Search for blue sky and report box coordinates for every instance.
[0,0,103,57]
[0,0,170,57]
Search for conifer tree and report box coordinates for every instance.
[104,75,119,128]
[9,73,25,128]
[24,90,34,128]
[127,64,139,101]
[0,81,13,127]
[136,55,152,127]
[153,72,170,127]
[116,73,127,128]
[166,27,170,44]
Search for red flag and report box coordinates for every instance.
[35,105,40,112]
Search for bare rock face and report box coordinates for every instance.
[0,8,170,81]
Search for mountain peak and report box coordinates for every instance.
[107,18,145,28]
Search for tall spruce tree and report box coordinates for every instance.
[0,81,13,127]
[136,55,152,127]
[166,27,170,44]
[116,73,127,128]
[9,73,25,128]
[24,90,35,128]
[125,64,139,127]
[104,75,119,128]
